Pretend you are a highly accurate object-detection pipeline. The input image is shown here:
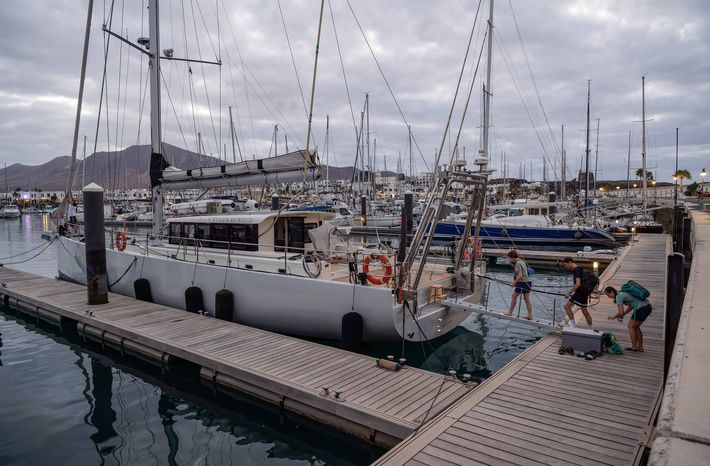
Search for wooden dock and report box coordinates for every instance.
[0,267,475,447]
[375,234,669,465]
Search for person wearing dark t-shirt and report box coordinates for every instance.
[561,257,593,329]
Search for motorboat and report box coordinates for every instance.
[0,205,22,218]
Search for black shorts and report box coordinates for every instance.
[632,304,652,322]
[569,289,590,307]
[514,281,532,294]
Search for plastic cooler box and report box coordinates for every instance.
[561,327,602,353]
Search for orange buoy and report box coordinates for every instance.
[115,231,127,251]
[362,254,393,285]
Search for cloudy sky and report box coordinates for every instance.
[1,0,708,184]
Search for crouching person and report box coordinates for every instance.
[604,286,652,352]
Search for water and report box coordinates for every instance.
[0,215,572,464]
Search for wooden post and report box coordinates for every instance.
[360,195,367,227]
[664,253,684,378]
[404,191,414,237]
[83,183,108,305]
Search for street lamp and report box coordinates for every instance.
[702,168,707,203]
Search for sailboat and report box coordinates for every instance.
[56,0,491,343]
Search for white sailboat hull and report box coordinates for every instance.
[57,237,472,342]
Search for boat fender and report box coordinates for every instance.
[134,278,153,303]
[215,289,233,321]
[376,359,401,371]
[185,286,204,313]
[574,230,583,239]
[341,312,364,353]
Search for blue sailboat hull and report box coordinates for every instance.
[434,222,616,248]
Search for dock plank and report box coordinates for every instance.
[0,266,473,448]
[375,234,669,465]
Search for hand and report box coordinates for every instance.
[608,314,617,320]
[564,291,571,298]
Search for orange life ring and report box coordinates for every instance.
[362,254,393,285]
[115,231,127,251]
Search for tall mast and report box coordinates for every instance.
[366,92,371,200]
[626,130,631,201]
[561,125,565,199]
[82,135,87,189]
[641,75,648,221]
[584,79,591,219]
[149,0,165,234]
[229,106,236,163]
[325,115,330,183]
[303,0,326,180]
[593,118,599,196]
[674,128,679,208]
[482,0,494,166]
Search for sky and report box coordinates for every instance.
[0,0,708,184]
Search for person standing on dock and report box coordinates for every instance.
[604,286,652,352]
[561,257,595,329]
[504,250,533,320]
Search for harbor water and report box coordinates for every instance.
[0,214,571,465]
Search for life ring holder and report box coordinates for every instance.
[362,254,393,285]
[463,238,483,261]
[115,231,127,251]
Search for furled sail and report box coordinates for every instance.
[160,149,318,189]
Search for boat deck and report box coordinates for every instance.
[0,267,475,447]
[375,233,669,465]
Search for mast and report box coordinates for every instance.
[626,130,631,201]
[148,0,168,235]
[593,118,599,196]
[303,0,326,180]
[584,79,591,219]
[325,115,330,183]
[54,0,93,221]
[82,135,87,189]
[641,76,648,222]
[228,106,236,163]
[561,125,565,199]
[482,0,494,167]
[674,128,679,208]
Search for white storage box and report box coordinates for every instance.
[561,327,602,353]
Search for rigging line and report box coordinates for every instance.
[90,0,116,183]
[276,0,309,119]
[327,0,358,140]
[194,0,220,60]
[113,3,126,195]
[189,0,220,161]
[181,0,201,155]
[160,69,196,157]
[494,32,559,181]
[507,0,560,156]
[431,0,483,177]
[344,0,431,173]
[218,1,305,150]
[119,27,131,189]
[447,27,488,168]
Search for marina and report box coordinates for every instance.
[1,0,709,463]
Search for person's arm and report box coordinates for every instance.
[609,304,632,319]
[512,267,522,286]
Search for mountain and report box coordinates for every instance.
[0,144,379,191]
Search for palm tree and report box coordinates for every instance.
[673,169,692,192]
[635,168,654,181]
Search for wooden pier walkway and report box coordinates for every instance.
[375,234,669,465]
[0,267,475,447]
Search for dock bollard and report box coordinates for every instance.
[83,183,108,305]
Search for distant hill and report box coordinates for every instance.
[0,144,376,191]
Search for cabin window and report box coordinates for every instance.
[529,208,539,215]
[229,224,258,251]
[339,208,350,216]
[210,224,229,249]
[542,208,548,215]
[184,224,196,245]
[169,223,182,245]
[195,224,210,243]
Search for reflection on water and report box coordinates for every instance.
[0,312,382,465]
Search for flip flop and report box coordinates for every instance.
[625,347,639,352]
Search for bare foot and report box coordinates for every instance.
[503,311,513,316]
[525,315,533,320]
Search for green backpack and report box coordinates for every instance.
[620,280,650,300]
